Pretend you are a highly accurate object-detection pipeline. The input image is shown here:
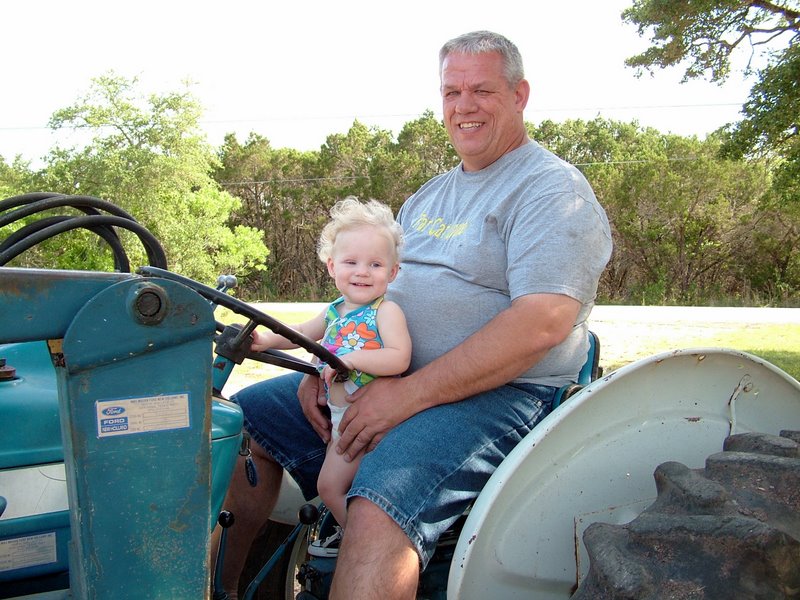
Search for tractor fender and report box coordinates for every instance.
[448,348,800,600]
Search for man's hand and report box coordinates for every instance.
[297,375,331,443]
[334,294,582,461]
[335,376,416,461]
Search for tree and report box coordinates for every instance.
[530,117,660,300]
[623,1,799,82]
[217,132,328,299]
[316,120,395,202]
[0,156,36,200]
[622,1,800,302]
[622,1,800,205]
[390,110,458,203]
[721,42,800,203]
[217,116,456,300]
[29,73,266,282]
[531,117,775,304]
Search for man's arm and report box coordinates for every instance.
[336,292,581,460]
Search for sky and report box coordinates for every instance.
[1,1,759,168]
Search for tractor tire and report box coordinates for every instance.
[572,431,800,600]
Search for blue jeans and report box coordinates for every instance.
[233,373,555,568]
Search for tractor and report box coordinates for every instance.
[2,193,799,599]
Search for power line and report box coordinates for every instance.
[220,176,367,186]
[574,157,701,166]
[0,102,745,132]
[529,102,743,113]
[219,157,705,187]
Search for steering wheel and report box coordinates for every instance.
[137,266,350,381]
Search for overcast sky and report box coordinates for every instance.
[2,0,758,166]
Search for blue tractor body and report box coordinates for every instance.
[0,268,243,599]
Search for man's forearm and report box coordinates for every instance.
[403,326,546,411]
[402,294,580,411]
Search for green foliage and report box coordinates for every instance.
[531,117,782,304]
[721,43,800,204]
[0,156,37,199]
[4,70,800,305]
[216,132,330,299]
[318,120,393,201]
[392,110,459,199]
[217,114,457,300]
[13,73,268,284]
[622,0,799,82]
[623,0,800,215]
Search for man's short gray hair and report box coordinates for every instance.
[439,31,525,86]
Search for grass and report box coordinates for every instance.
[216,305,800,394]
[592,322,800,381]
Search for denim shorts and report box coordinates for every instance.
[233,373,555,568]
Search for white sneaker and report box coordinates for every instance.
[308,525,343,558]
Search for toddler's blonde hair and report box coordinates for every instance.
[317,196,404,263]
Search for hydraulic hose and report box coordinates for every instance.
[0,215,131,272]
[0,214,167,268]
[0,192,168,271]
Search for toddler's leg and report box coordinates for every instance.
[317,443,362,528]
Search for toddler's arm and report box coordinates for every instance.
[250,309,327,351]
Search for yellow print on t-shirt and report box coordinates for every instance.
[411,213,469,239]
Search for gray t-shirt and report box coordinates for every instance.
[387,140,612,388]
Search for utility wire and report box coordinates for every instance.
[221,176,367,186]
[0,102,745,132]
[219,157,704,186]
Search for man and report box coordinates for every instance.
[217,30,612,599]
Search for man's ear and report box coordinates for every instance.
[516,78,530,112]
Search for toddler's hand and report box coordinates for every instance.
[322,359,352,387]
[249,329,272,352]
[321,364,336,387]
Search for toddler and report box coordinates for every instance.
[251,196,411,556]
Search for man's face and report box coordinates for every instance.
[441,51,530,172]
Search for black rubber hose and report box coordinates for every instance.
[0,215,131,272]
[0,192,66,211]
[0,215,167,268]
[0,194,139,228]
[1,193,167,271]
[0,193,121,252]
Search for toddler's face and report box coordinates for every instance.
[327,226,398,306]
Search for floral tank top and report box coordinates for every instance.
[319,296,384,392]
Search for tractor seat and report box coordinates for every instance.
[553,331,601,409]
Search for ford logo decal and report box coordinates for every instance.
[102,406,125,416]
